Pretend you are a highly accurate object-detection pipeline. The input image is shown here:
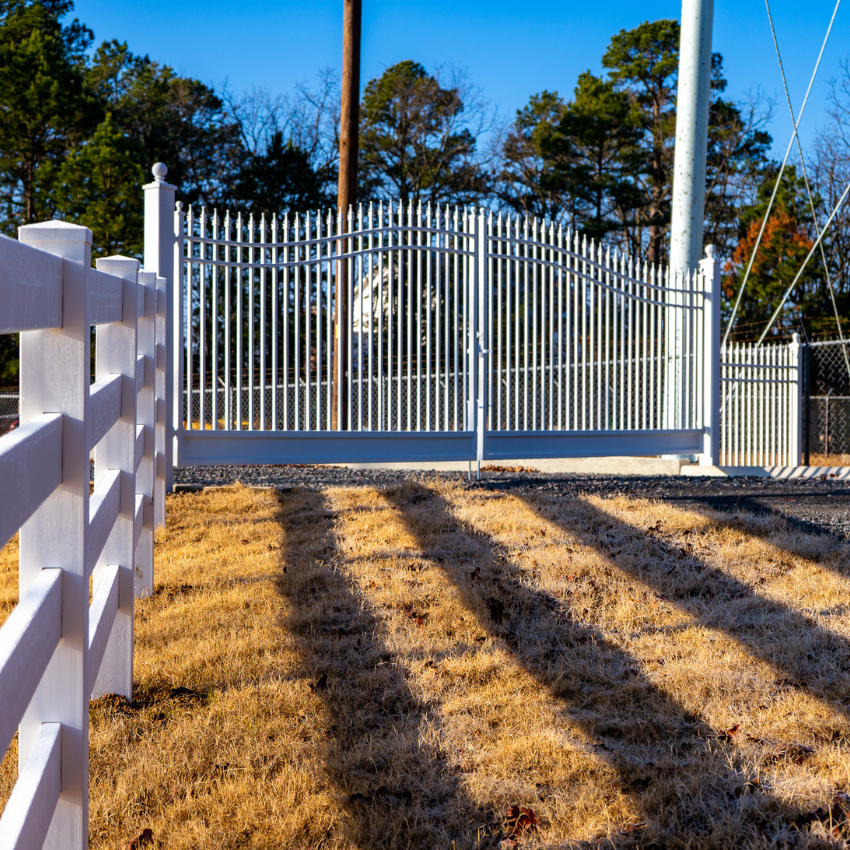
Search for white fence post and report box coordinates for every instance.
[699,245,721,466]
[134,270,156,595]
[143,163,176,495]
[17,221,92,850]
[790,332,802,466]
[154,275,167,529]
[91,256,139,700]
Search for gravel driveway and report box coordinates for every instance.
[174,464,850,541]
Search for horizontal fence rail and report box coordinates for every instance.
[0,222,165,850]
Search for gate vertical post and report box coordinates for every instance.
[802,342,811,466]
[18,221,92,850]
[143,163,177,494]
[699,245,721,466]
[790,333,802,466]
[476,211,488,474]
[92,255,139,699]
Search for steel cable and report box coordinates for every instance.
[722,0,841,346]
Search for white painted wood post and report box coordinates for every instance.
[143,163,177,495]
[154,275,167,529]
[699,245,721,466]
[790,332,802,466]
[18,221,92,850]
[92,256,139,700]
[135,270,156,595]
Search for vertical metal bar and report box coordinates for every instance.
[378,203,385,431]
[397,203,403,431]
[305,213,312,433]
[294,215,301,430]
[366,203,374,430]
[248,214,255,430]
[316,211,322,430]
[327,211,334,429]
[211,210,218,430]
[271,215,278,431]
[282,214,289,431]
[235,212,242,431]
[347,207,354,431]
[224,212,231,430]
[259,214,266,430]
[356,205,363,431]
[199,208,206,430]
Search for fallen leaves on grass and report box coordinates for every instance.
[122,828,153,850]
[504,804,539,838]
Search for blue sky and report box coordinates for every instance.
[74,0,847,157]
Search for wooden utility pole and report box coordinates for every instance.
[332,0,361,430]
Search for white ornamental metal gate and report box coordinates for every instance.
[168,200,721,468]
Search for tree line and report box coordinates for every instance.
[1,0,848,381]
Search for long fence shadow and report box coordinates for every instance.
[383,482,804,847]
[515,490,850,721]
[659,490,849,565]
[274,486,498,850]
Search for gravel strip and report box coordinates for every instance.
[174,464,850,541]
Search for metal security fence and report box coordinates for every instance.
[807,340,850,465]
[170,199,720,466]
[719,339,801,467]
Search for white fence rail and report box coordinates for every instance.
[0,222,165,849]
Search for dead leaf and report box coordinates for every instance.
[349,792,372,805]
[717,724,740,741]
[241,538,249,544]
[504,804,539,837]
[469,567,481,581]
[123,829,154,850]
[621,822,647,833]
[310,673,328,692]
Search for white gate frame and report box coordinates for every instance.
[142,166,722,476]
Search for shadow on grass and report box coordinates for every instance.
[384,481,808,848]
[515,490,850,718]
[274,486,497,850]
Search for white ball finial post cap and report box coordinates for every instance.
[705,244,716,259]
[152,163,168,182]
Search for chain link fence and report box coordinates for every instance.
[0,390,18,436]
[806,340,850,466]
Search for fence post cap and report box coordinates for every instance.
[18,219,92,245]
[144,162,176,191]
[96,255,140,271]
[704,244,716,259]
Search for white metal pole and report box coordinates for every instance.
[667,0,714,454]
[670,0,715,272]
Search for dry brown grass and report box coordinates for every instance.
[2,480,850,847]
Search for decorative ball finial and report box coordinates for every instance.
[705,244,716,259]
[152,162,168,182]
[176,201,184,212]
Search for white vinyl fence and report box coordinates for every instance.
[0,222,165,849]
